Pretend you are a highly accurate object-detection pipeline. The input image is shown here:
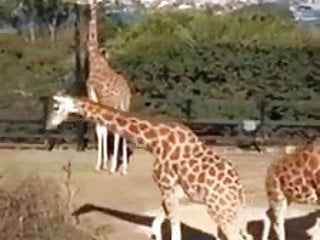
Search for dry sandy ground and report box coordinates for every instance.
[0,147,319,240]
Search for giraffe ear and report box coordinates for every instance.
[56,90,67,96]
[53,95,65,103]
[99,47,109,59]
[53,90,68,102]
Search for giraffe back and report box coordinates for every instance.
[87,54,131,100]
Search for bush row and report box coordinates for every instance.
[106,7,320,121]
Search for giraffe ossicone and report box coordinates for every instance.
[46,93,253,240]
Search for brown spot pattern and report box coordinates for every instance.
[302,185,309,193]
[181,167,188,175]
[116,118,127,127]
[190,160,197,166]
[198,173,205,183]
[139,123,148,130]
[292,168,299,175]
[193,165,199,172]
[209,167,216,176]
[219,198,226,205]
[309,156,318,169]
[223,177,232,185]
[188,174,195,182]
[155,147,161,155]
[161,140,170,158]
[227,169,235,178]
[177,131,186,143]
[216,162,225,171]
[315,169,320,183]
[170,147,180,160]
[168,133,175,144]
[185,145,191,155]
[159,127,170,135]
[129,124,139,134]
[144,129,157,139]
[303,169,312,179]
[194,145,200,152]
[137,137,145,145]
[294,177,302,185]
[217,173,224,180]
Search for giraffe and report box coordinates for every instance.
[46,93,252,240]
[84,0,131,174]
[262,139,320,240]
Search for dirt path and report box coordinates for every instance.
[0,148,318,240]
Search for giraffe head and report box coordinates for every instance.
[46,93,78,130]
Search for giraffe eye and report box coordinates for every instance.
[53,103,59,110]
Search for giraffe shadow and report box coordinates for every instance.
[71,203,215,240]
[248,209,320,240]
[71,203,320,240]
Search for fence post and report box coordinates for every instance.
[39,96,55,151]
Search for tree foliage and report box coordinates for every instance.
[105,8,320,121]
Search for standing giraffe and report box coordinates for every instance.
[46,93,252,240]
[262,139,320,240]
[85,0,131,173]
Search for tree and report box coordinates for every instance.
[10,0,73,43]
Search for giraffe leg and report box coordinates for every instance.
[150,178,181,240]
[102,126,109,170]
[270,199,287,240]
[150,198,181,240]
[162,186,181,240]
[120,101,128,175]
[207,209,233,240]
[261,208,272,240]
[110,132,120,173]
[95,124,103,171]
[218,223,243,240]
[121,138,128,175]
[207,207,251,240]
[150,210,165,240]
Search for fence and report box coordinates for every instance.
[0,95,318,150]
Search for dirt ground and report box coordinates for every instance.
[0,147,319,240]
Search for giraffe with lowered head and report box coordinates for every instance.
[46,93,252,240]
[84,0,131,173]
[262,139,320,240]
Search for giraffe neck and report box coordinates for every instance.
[75,98,204,159]
[87,2,99,55]
[77,99,160,149]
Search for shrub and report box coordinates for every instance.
[105,8,320,121]
[0,175,93,240]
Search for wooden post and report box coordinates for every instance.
[40,96,55,151]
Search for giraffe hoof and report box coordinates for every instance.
[102,165,108,171]
[109,169,116,174]
[94,167,102,172]
[121,170,128,175]
[149,234,156,240]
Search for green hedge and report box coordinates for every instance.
[105,8,320,121]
